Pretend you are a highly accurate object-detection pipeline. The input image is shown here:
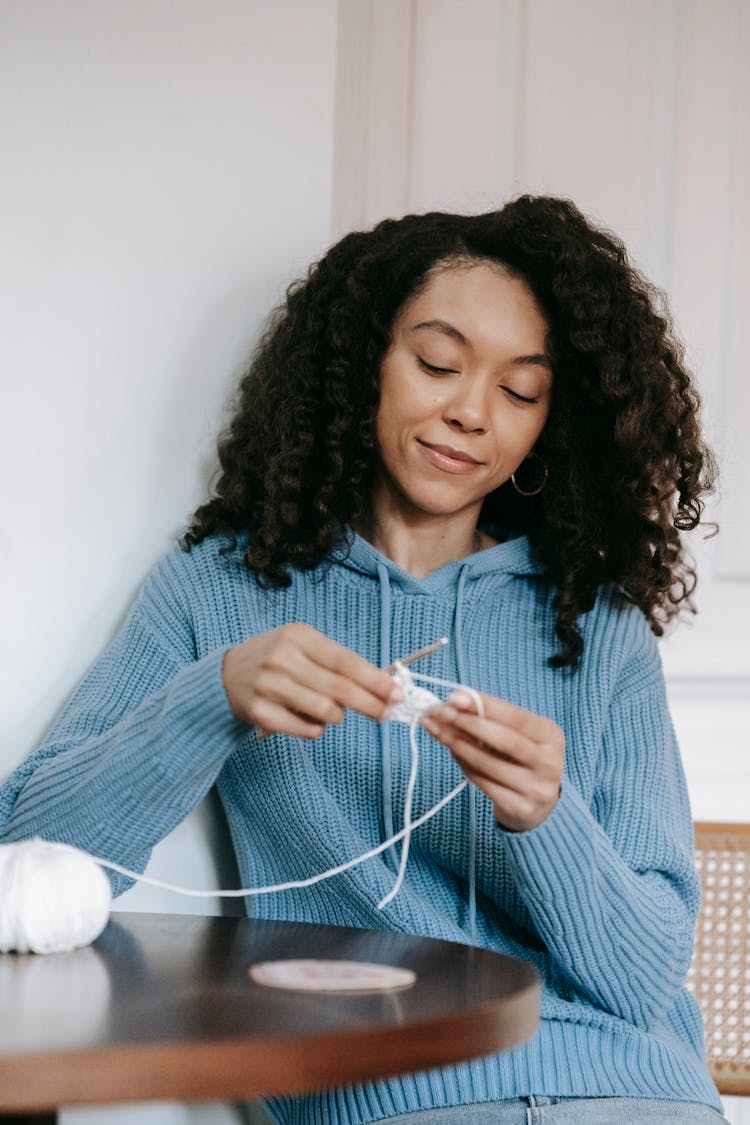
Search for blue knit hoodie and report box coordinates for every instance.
[0,532,721,1122]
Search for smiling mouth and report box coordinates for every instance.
[417,441,483,473]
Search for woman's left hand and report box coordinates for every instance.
[421,691,565,833]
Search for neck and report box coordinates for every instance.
[357,505,493,580]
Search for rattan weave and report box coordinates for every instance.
[688,822,750,1096]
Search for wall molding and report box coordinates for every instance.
[331,0,415,239]
[666,676,750,693]
[715,0,750,577]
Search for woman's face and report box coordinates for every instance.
[373,262,552,528]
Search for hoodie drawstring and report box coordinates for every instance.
[376,562,398,871]
[454,563,478,942]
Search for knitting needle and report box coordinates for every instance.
[385,636,449,673]
[256,637,449,740]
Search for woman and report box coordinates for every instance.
[0,196,725,1123]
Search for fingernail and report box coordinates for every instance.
[447,690,473,709]
[388,685,405,704]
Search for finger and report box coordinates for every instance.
[258,634,401,722]
[450,739,534,798]
[447,690,559,742]
[294,627,396,704]
[250,698,327,740]
[422,717,531,795]
[453,759,518,807]
[456,761,545,831]
[274,637,401,720]
[425,719,559,831]
[256,671,346,728]
[294,656,402,722]
[426,708,539,766]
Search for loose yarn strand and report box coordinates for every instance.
[86,661,483,910]
[377,711,421,909]
[88,778,468,900]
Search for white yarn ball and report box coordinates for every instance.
[0,838,112,954]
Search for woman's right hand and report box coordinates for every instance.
[222,624,402,739]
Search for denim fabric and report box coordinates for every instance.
[381,1097,728,1124]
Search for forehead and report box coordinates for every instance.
[397,263,549,350]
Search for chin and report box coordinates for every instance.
[399,491,483,521]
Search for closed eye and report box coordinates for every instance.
[502,386,539,404]
[417,356,458,375]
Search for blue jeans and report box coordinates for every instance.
[381,1096,728,1123]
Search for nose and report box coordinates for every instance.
[442,378,489,434]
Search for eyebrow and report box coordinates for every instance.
[410,319,552,373]
[411,318,468,345]
[514,354,553,372]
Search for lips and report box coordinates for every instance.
[422,442,480,464]
[417,440,483,474]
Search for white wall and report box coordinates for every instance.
[0,0,338,916]
[1,4,337,1121]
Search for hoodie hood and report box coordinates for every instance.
[333,529,543,595]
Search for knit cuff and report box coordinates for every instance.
[499,783,602,913]
[151,645,247,781]
[493,778,695,1028]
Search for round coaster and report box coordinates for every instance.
[249,958,416,993]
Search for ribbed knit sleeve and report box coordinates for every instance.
[496,617,698,1031]
[0,562,246,892]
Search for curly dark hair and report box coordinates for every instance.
[184,195,716,669]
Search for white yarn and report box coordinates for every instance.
[383,663,442,723]
[91,778,468,898]
[0,837,112,954]
[0,657,483,955]
[378,667,483,908]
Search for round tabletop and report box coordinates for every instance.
[0,911,541,1113]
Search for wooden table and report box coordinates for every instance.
[0,911,540,1122]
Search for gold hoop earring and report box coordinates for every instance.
[511,453,548,497]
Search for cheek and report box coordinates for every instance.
[490,407,549,460]
[373,399,405,461]
[378,384,431,435]
[376,354,447,445]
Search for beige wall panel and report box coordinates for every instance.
[331,0,750,833]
